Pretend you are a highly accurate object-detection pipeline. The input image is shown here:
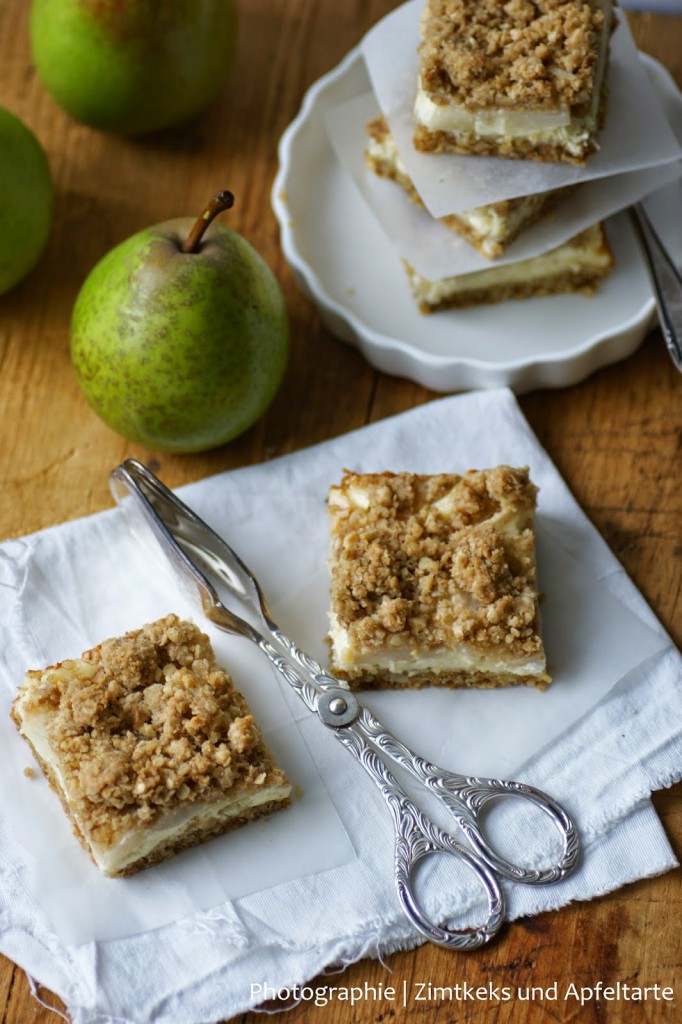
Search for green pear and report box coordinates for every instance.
[0,107,53,295]
[30,0,238,136]
[71,191,289,452]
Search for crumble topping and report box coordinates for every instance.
[328,467,543,656]
[15,615,287,848]
[419,0,609,112]
[367,113,390,146]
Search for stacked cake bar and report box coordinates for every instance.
[364,0,617,311]
[405,224,613,312]
[413,0,613,163]
[365,114,572,259]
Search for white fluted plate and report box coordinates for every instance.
[273,48,682,392]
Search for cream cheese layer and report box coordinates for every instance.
[329,613,547,678]
[92,784,292,875]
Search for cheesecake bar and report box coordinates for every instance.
[327,467,550,691]
[406,222,613,312]
[366,114,570,259]
[11,615,292,877]
[414,0,614,165]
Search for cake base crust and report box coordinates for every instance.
[405,223,614,313]
[330,664,551,692]
[408,265,612,314]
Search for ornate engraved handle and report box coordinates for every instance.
[336,720,505,950]
[357,708,580,885]
[630,202,682,373]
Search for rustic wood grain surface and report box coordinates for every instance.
[0,2,680,1022]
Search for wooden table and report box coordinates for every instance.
[0,2,680,1022]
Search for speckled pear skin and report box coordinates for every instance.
[0,107,53,295]
[71,219,289,452]
[30,0,238,136]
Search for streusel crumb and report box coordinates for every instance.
[419,0,608,112]
[328,467,543,657]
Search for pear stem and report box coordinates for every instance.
[181,190,235,254]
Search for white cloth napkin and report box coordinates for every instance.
[0,389,680,1024]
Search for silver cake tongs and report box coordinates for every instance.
[110,458,580,950]
[629,202,682,373]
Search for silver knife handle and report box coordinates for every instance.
[630,202,682,373]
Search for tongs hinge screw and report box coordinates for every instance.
[317,688,360,727]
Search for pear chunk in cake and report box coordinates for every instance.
[327,467,550,691]
[11,614,291,877]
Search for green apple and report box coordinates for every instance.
[30,0,238,136]
[71,191,289,452]
[0,107,53,295]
